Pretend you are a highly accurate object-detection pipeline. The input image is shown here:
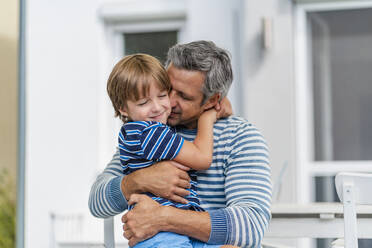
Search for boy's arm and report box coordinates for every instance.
[175,97,232,170]
[173,109,216,170]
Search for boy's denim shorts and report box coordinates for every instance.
[132,231,222,248]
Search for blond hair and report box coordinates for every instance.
[107,54,171,122]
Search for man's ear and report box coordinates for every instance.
[202,93,221,110]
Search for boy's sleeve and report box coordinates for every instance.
[118,126,133,171]
[139,123,184,161]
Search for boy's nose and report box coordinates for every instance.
[152,100,162,111]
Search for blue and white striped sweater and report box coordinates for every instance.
[89,116,272,247]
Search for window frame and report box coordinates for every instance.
[294,0,372,203]
[96,0,186,170]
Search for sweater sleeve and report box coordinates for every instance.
[207,123,272,247]
[88,149,128,218]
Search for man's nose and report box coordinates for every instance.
[169,90,177,107]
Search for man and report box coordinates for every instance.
[89,40,272,247]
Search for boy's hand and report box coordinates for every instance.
[199,108,218,123]
[215,97,232,119]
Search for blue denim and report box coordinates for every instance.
[132,232,221,248]
[190,238,222,248]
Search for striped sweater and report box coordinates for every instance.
[88,116,272,247]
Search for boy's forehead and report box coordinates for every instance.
[130,78,167,100]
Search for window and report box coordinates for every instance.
[124,31,178,64]
[295,3,372,247]
[309,9,372,162]
[295,2,372,203]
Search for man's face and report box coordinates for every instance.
[167,64,207,129]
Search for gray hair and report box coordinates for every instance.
[165,40,233,104]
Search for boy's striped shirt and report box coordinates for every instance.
[118,121,202,211]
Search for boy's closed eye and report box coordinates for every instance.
[158,90,168,98]
[137,99,148,106]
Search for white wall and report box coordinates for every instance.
[186,0,245,116]
[26,0,106,246]
[242,0,296,202]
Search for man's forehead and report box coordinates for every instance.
[171,79,203,97]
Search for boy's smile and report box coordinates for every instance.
[119,79,171,124]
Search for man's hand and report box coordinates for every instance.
[122,194,163,246]
[215,97,232,119]
[121,161,191,203]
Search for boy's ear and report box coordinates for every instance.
[202,93,221,110]
[119,108,129,118]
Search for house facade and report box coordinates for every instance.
[23,0,372,247]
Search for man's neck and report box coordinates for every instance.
[176,123,197,130]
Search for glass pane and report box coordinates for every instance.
[309,8,372,161]
[316,239,372,248]
[314,176,338,203]
[124,31,178,65]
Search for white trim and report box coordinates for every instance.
[294,5,312,204]
[297,1,372,11]
[98,0,186,22]
[309,162,372,176]
[110,21,185,34]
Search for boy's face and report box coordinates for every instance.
[119,79,171,124]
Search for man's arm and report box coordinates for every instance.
[122,194,211,246]
[121,160,191,203]
[88,150,192,218]
[208,122,272,247]
[88,150,127,218]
